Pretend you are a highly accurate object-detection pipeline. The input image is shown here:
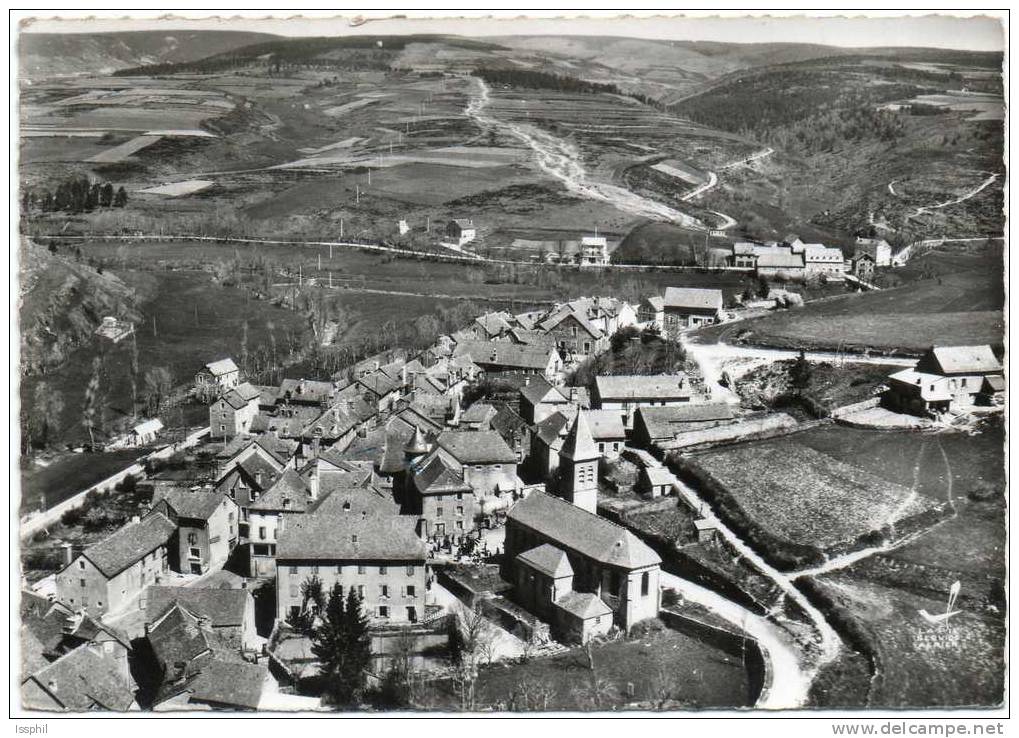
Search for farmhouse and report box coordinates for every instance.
[210,382,261,440]
[144,585,258,651]
[887,345,1003,415]
[593,374,693,429]
[149,485,239,575]
[446,218,477,247]
[195,358,240,394]
[56,512,175,616]
[537,307,607,359]
[453,340,563,380]
[275,507,428,625]
[756,251,805,279]
[504,491,662,630]
[637,295,665,331]
[633,403,736,447]
[130,418,164,446]
[661,287,723,336]
[854,236,892,267]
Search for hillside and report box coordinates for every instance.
[19,239,140,377]
[18,30,279,79]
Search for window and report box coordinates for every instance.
[598,443,604,453]
[289,584,299,598]
[189,547,201,560]
[249,490,256,503]
[436,507,444,517]
[456,491,463,501]
[406,606,417,623]
[78,560,85,570]
[379,566,387,575]
[259,526,267,541]
[336,565,343,574]
[357,565,366,575]
[79,578,86,587]
[641,571,650,597]
[378,605,389,618]
[456,521,463,531]
[357,585,365,598]
[253,544,271,557]
[289,566,299,574]
[380,585,389,598]
[436,495,443,502]
[406,565,415,576]
[595,616,601,625]
[406,585,416,598]
[352,534,358,544]
[456,506,463,516]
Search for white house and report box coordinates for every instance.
[131,418,164,446]
[195,358,240,393]
[446,219,477,247]
[855,237,892,267]
[578,235,609,266]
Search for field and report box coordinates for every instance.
[811,574,1004,707]
[682,441,940,555]
[700,246,1004,353]
[415,624,752,710]
[19,449,148,514]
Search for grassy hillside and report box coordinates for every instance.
[18,30,279,78]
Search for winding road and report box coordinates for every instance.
[906,172,1000,220]
[465,78,709,230]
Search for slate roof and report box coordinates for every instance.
[174,657,267,710]
[641,295,665,311]
[413,454,472,496]
[636,404,735,438]
[556,591,612,620]
[519,376,567,406]
[538,308,603,339]
[803,245,844,263]
[508,492,661,570]
[79,512,175,578]
[560,411,599,461]
[279,379,335,405]
[594,374,691,401]
[983,375,1006,392]
[888,369,954,402]
[219,382,261,410]
[152,485,227,521]
[437,430,518,464]
[533,412,570,448]
[643,466,674,487]
[146,586,250,628]
[583,409,626,440]
[453,341,557,371]
[147,602,229,669]
[756,252,804,269]
[928,345,1002,375]
[24,645,135,711]
[248,468,311,513]
[490,404,529,446]
[204,358,238,377]
[663,287,723,312]
[474,312,513,338]
[308,486,400,517]
[133,418,163,436]
[276,510,425,562]
[462,402,498,425]
[358,371,400,397]
[517,543,573,578]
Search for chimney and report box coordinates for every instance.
[62,542,74,566]
[524,377,530,386]
[308,463,320,500]
[255,470,263,487]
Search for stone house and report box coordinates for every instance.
[150,486,239,576]
[209,382,261,441]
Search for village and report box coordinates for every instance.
[19,272,1004,711]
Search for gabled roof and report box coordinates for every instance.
[887,369,953,401]
[462,402,498,425]
[172,657,267,710]
[927,345,1002,375]
[146,586,250,629]
[756,252,804,268]
[594,374,690,401]
[474,312,513,338]
[508,492,661,570]
[358,371,400,397]
[517,543,573,578]
[560,411,600,461]
[204,358,238,377]
[248,468,310,512]
[538,308,603,339]
[219,382,261,410]
[983,375,1006,392]
[413,454,471,496]
[643,466,674,487]
[437,430,518,464]
[147,602,230,670]
[555,591,612,620]
[132,418,164,436]
[636,404,735,438]
[279,378,336,405]
[519,375,568,406]
[78,512,176,578]
[641,295,665,311]
[583,409,626,440]
[276,510,425,562]
[152,485,228,521]
[663,287,723,312]
[489,404,529,446]
[533,411,570,448]
[803,245,844,263]
[453,341,558,371]
[24,645,135,711]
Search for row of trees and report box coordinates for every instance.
[22,177,127,215]
[474,67,624,96]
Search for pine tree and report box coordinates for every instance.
[114,186,128,208]
[335,586,372,704]
[311,584,372,706]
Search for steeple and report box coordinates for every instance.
[405,426,432,457]
[560,411,599,462]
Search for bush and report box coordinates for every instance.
[60,507,84,527]
[661,588,682,608]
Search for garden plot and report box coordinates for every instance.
[651,159,710,185]
[137,179,215,197]
[86,134,163,163]
[322,98,379,117]
[685,441,940,551]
